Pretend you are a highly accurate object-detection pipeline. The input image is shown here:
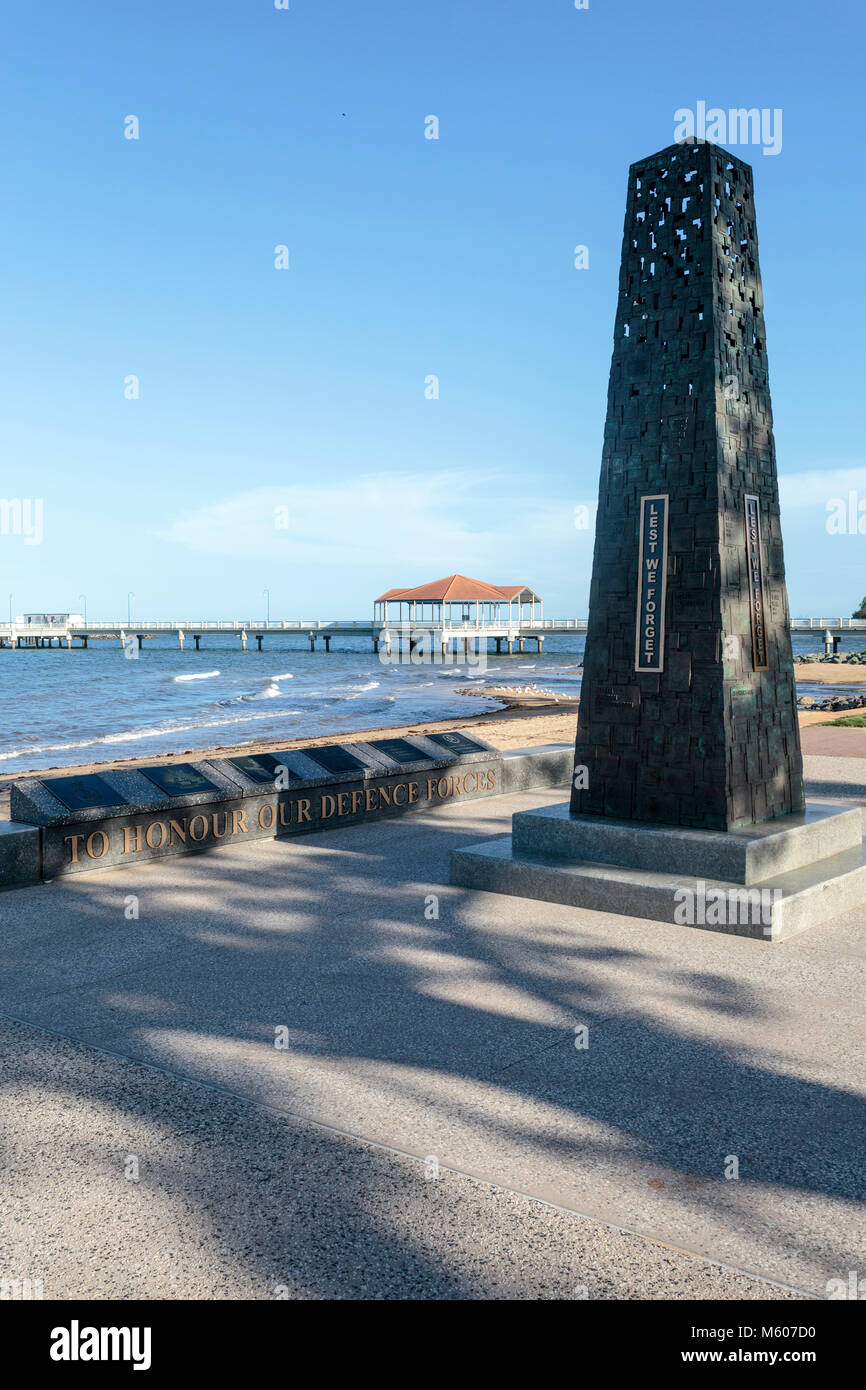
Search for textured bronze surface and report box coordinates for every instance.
[572,141,803,830]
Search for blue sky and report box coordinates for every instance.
[1,0,863,620]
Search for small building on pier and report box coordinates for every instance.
[374,575,542,626]
[373,575,544,655]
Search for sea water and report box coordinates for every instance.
[0,632,861,775]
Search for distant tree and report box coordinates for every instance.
[854,598,866,619]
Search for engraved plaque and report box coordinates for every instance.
[744,494,769,670]
[39,774,128,812]
[369,738,426,765]
[302,745,368,774]
[138,764,220,796]
[425,732,487,756]
[592,685,641,717]
[635,494,669,672]
[229,753,295,785]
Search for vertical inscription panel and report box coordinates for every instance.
[635,494,669,672]
[744,494,769,670]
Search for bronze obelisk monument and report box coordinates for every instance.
[451,141,866,940]
[571,140,803,831]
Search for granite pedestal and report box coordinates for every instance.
[450,801,866,942]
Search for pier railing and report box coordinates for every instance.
[3,616,866,645]
[791,619,866,630]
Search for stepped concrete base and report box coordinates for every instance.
[512,801,862,884]
[450,801,866,942]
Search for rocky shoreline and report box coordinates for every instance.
[793,649,866,666]
[798,692,866,713]
[793,651,866,711]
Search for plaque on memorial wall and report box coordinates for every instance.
[369,737,426,765]
[426,732,487,757]
[138,764,220,797]
[301,745,369,774]
[39,774,128,812]
[228,753,295,785]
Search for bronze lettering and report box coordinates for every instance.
[86,830,109,859]
[212,810,230,838]
[64,833,84,864]
[321,794,336,818]
[378,785,391,807]
[169,818,187,846]
[231,808,248,834]
[122,824,143,855]
[365,787,378,811]
[408,781,419,803]
[337,792,349,816]
[351,790,364,814]
[189,814,208,841]
[298,799,312,823]
[258,803,276,829]
[146,821,168,850]
[278,800,294,826]
[393,782,408,805]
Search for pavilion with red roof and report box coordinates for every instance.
[374,575,542,627]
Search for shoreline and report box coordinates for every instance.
[0,701,578,788]
[0,666,861,800]
[0,684,858,786]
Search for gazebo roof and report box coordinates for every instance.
[376,574,538,603]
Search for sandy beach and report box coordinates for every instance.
[793,661,866,682]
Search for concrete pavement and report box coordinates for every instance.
[1,752,864,1299]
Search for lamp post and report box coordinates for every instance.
[8,593,12,625]
[127,591,135,624]
[79,593,87,625]
[263,587,270,624]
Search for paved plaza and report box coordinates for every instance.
[1,752,864,1300]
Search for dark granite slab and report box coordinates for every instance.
[6,734,500,878]
[11,760,244,827]
[40,757,504,877]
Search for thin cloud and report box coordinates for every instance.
[156,470,590,588]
